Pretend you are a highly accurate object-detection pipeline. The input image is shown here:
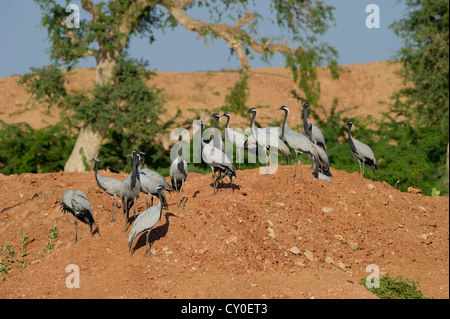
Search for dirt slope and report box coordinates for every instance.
[0,61,402,130]
[0,165,448,299]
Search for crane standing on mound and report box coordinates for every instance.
[344,120,377,185]
[121,149,144,231]
[89,157,122,222]
[170,135,188,208]
[60,189,98,244]
[128,186,165,257]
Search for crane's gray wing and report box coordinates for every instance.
[226,128,247,149]
[140,168,172,191]
[71,191,92,214]
[284,126,314,154]
[352,138,376,163]
[311,124,327,150]
[128,204,161,244]
[99,176,122,195]
[140,174,158,194]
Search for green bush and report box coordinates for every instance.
[360,275,430,299]
[0,120,75,175]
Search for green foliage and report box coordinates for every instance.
[17,64,67,108]
[35,0,164,67]
[284,40,341,109]
[0,224,60,280]
[45,222,59,253]
[0,120,75,175]
[32,222,59,261]
[75,56,165,135]
[389,0,449,143]
[16,230,30,270]
[221,70,249,115]
[384,0,449,193]
[360,275,430,299]
[0,243,15,281]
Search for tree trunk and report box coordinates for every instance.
[64,126,105,172]
[64,56,116,172]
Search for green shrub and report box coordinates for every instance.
[360,275,430,299]
[0,120,75,175]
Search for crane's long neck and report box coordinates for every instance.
[347,125,357,154]
[130,154,139,189]
[213,118,221,149]
[224,115,231,129]
[249,112,257,138]
[157,191,164,217]
[303,107,309,134]
[281,110,288,139]
[93,161,100,184]
[178,144,183,160]
[138,156,145,171]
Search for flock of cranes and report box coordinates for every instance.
[60,102,377,256]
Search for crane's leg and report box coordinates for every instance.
[265,148,270,175]
[358,161,363,184]
[73,216,78,245]
[309,154,314,170]
[361,161,365,185]
[133,198,136,217]
[114,195,119,222]
[293,152,299,177]
[181,181,186,209]
[238,149,241,170]
[144,230,152,257]
[299,153,304,178]
[213,170,217,194]
[123,200,129,232]
[111,195,115,222]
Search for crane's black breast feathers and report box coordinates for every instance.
[177,161,187,177]
[364,157,378,171]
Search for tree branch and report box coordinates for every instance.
[117,0,153,48]
[81,0,100,21]
[163,2,296,75]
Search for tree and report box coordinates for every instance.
[389,0,449,186]
[26,0,339,171]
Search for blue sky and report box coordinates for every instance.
[0,0,407,78]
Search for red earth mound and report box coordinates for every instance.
[0,164,448,299]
